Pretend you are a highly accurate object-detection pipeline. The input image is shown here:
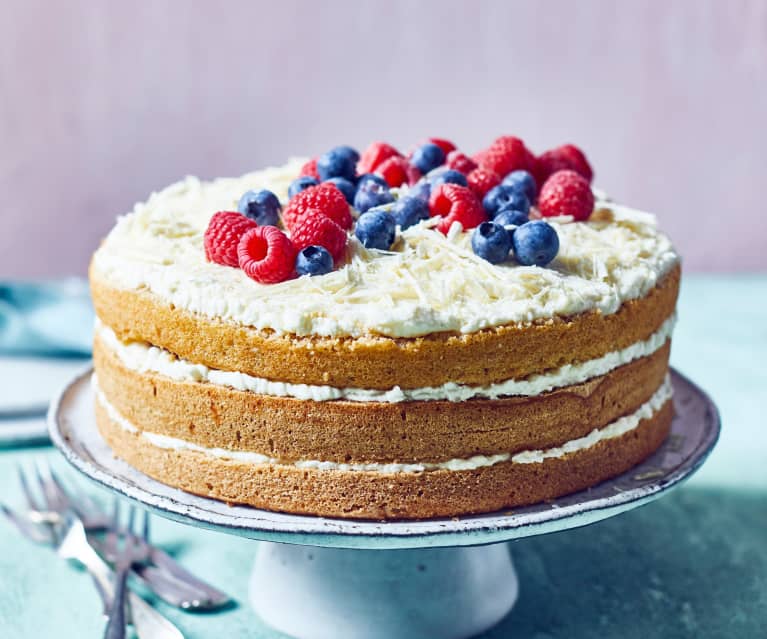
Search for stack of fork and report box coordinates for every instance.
[2,462,232,639]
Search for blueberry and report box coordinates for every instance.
[317,146,357,181]
[335,145,360,165]
[391,196,429,230]
[407,180,432,203]
[512,220,560,267]
[471,221,512,264]
[502,170,537,203]
[493,208,529,228]
[429,169,468,188]
[411,143,446,174]
[288,176,319,199]
[356,173,388,190]
[295,245,334,276]
[237,189,281,226]
[325,177,356,204]
[355,209,396,250]
[482,185,531,217]
[354,181,395,213]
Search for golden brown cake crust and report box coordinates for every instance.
[95,398,673,520]
[89,264,679,390]
[95,335,670,464]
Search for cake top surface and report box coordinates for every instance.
[92,156,678,339]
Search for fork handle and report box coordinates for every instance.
[104,567,129,639]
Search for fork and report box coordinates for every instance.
[56,512,184,639]
[103,506,150,639]
[20,463,230,610]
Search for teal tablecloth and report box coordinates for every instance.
[1,274,765,638]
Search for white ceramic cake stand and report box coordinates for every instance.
[49,368,719,639]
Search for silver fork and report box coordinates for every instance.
[103,506,149,639]
[56,512,184,639]
[2,489,185,639]
[22,463,230,610]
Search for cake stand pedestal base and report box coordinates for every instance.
[250,541,518,639]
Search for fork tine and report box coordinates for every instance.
[36,461,68,512]
[48,468,74,509]
[141,511,150,543]
[1,502,53,545]
[126,505,136,535]
[33,462,52,511]
[17,465,42,512]
[104,498,120,555]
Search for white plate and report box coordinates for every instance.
[49,368,720,550]
[0,357,90,416]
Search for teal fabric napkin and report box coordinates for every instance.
[0,279,93,356]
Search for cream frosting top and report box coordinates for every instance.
[92,158,679,338]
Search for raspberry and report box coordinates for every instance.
[428,184,487,234]
[477,136,534,178]
[282,183,352,232]
[466,168,501,198]
[299,158,320,180]
[445,150,478,175]
[535,144,593,184]
[357,142,402,174]
[405,163,422,185]
[238,226,296,284]
[375,156,410,187]
[538,170,594,221]
[204,211,258,267]
[428,137,457,155]
[290,211,347,263]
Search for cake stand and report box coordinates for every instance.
[49,368,719,639]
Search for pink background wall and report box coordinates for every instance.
[1,0,765,277]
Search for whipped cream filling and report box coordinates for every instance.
[91,160,679,339]
[97,315,675,402]
[94,374,672,472]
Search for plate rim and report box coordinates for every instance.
[48,367,720,549]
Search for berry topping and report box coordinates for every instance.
[295,245,334,277]
[299,158,320,180]
[334,145,360,165]
[283,182,353,231]
[355,209,397,250]
[291,212,347,262]
[318,146,358,182]
[430,169,468,188]
[476,136,534,178]
[466,167,501,198]
[288,176,319,199]
[411,142,446,174]
[237,226,296,284]
[471,221,512,264]
[501,170,537,204]
[494,208,529,228]
[538,170,594,221]
[408,180,432,202]
[391,196,429,230]
[357,142,402,174]
[428,184,487,234]
[354,181,395,214]
[356,173,389,190]
[375,155,411,187]
[204,211,258,268]
[428,137,457,155]
[325,177,356,204]
[445,150,478,174]
[237,189,281,227]
[512,220,560,266]
[482,184,531,217]
[535,144,593,184]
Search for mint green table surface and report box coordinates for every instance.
[1,274,765,638]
